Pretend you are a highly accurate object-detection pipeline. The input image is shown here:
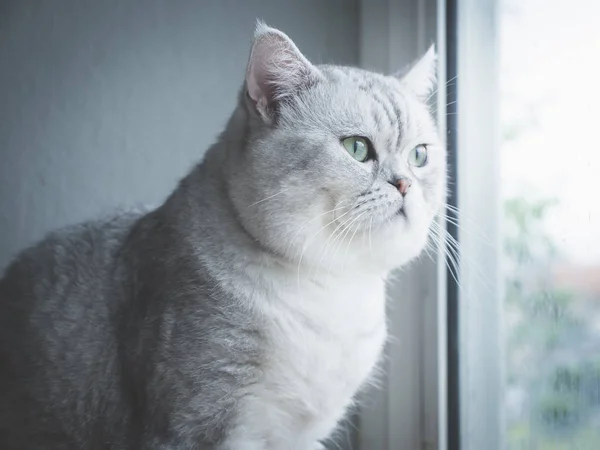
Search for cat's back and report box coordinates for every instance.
[0,209,143,319]
[0,210,145,448]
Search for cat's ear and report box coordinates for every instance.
[394,45,437,99]
[245,21,322,121]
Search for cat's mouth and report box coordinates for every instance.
[396,205,408,219]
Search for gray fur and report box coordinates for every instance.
[0,23,444,449]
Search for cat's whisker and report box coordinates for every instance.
[422,237,437,262]
[430,99,458,117]
[333,211,372,272]
[444,203,483,224]
[247,188,289,208]
[439,204,496,247]
[308,210,362,278]
[284,202,352,257]
[425,74,459,103]
[446,234,494,294]
[437,213,495,250]
[428,225,463,293]
[296,205,361,289]
[429,220,494,295]
[326,212,367,272]
[310,212,357,278]
[341,211,370,271]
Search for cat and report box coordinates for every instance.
[0,22,445,450]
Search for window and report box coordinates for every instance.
[500,0,600,448]
[454,0,600,449]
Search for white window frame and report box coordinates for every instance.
[454,1,503,450]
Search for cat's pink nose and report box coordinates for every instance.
[394,177,412,196]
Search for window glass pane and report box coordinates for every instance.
[501,0,600,448]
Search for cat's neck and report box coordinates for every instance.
[154,107,282,263]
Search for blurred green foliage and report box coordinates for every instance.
[503,198,600,449]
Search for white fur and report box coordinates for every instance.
[224,266,386,449]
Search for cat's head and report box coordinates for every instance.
[226,22,445,274]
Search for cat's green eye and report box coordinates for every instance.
[408,144,428,167]
[342,137,369,162]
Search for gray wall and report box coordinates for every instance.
[0,0,359,269]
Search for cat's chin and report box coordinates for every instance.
[367,220,432,269]
[395,205,408,219]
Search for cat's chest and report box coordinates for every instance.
[248,274,387,444]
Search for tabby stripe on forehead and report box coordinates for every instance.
[371,91,395,128]
[387,92,405,138]
[357,79,374,92]
[370,103,386,133]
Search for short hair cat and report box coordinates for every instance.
[0,22,444,449]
